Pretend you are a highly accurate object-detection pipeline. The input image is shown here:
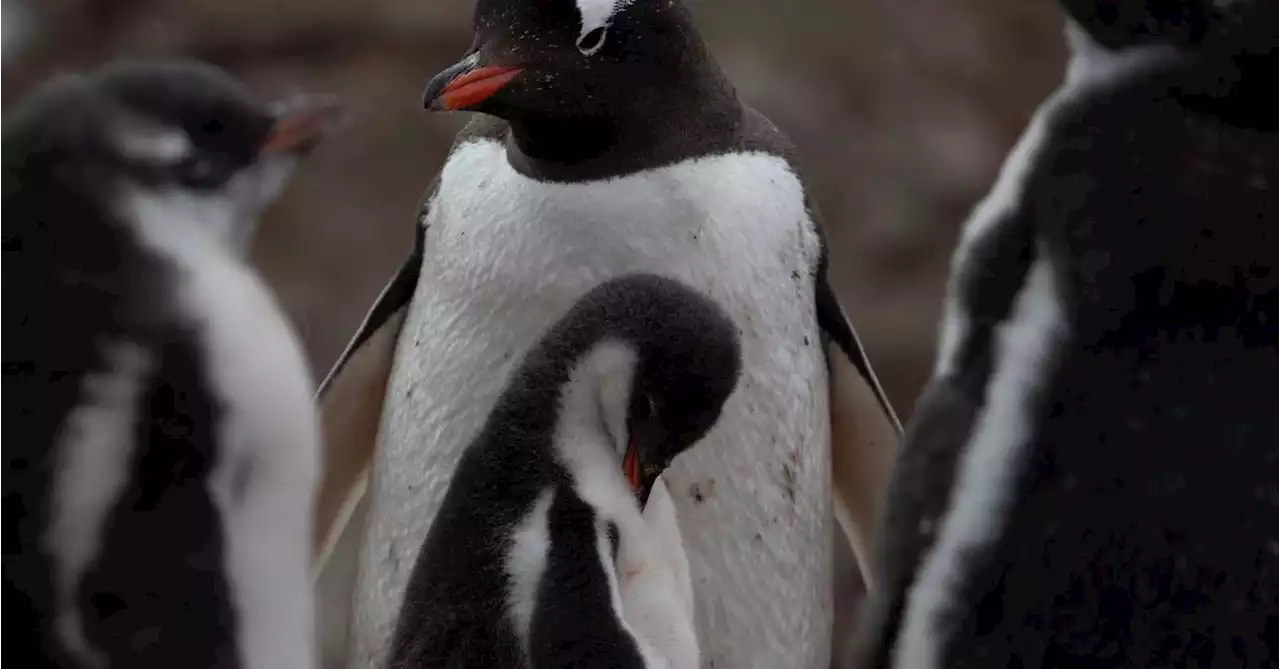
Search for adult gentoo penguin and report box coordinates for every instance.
[851,0,1276,667]
[388,273,740,669]
[3,60,340,668]
[313,1,902,666]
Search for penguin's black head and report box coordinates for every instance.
[551,274,741,506]
[1060,0,1273,61]
[1059,0,1273,129]
[422,0,706,120]
[1060,0,1209,51]
[6,59,342,254]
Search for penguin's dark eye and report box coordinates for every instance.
[633,394,657,423]
[576,26,606,54]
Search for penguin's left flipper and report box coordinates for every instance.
[817,265,903,594]
[311,227,421,669]
[312,220,426,575]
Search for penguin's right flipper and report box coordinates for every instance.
[313,221,424,570]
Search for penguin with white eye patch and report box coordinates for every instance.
[386,273,740,669]
[3,59,341,669]
[312,0,903,666]
[850,1,1276,667]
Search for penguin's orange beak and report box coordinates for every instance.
[423,54,523,111]
[260,95,344,155]
[624,442,662,506]
[624,444,642,493]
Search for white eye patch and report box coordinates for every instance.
[113,118,194,164]
[573,0,633,55]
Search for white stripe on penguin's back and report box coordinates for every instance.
[895,258,1065,668]
[123,188,322,669]
[46,340,153,669]
[933,37,1172,381]
[932,98,1056,380]
[506,488,555,662]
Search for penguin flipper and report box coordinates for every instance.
[313,222,424,568]
[817,268,902,593]
[311,228,421,669]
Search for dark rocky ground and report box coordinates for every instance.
[3,0,1067,663]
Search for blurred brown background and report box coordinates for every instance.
[2,0,1068,416]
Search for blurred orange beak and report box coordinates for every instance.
[260,95,344,155]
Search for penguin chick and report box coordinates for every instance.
[387,273,742,669]
[3,59,341,669]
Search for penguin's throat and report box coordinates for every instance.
[508,114,624,166]
[501,88,743,181]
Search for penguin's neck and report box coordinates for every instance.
[503,63,744,181]
[476,334,638,514]
[548,341,639,520]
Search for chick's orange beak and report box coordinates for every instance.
[259,95,344,155]
[624,443,642,493]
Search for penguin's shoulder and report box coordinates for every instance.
[731,105,832,259]
[433,114,510,175]
[454,114,510,149]
[5,180,177,464]
[1026,49,1275,336]
[402,115,508,233]
[734,108,902,420]
[734,106,803,173]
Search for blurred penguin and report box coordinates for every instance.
[3,59,341,668]
[853,0,1276,666]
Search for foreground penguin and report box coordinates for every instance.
[852,1,1276,667]
[315,0,902,665]
[3,60,340,668]
[388,273,740,669]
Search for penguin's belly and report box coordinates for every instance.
[355,140,832,669]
